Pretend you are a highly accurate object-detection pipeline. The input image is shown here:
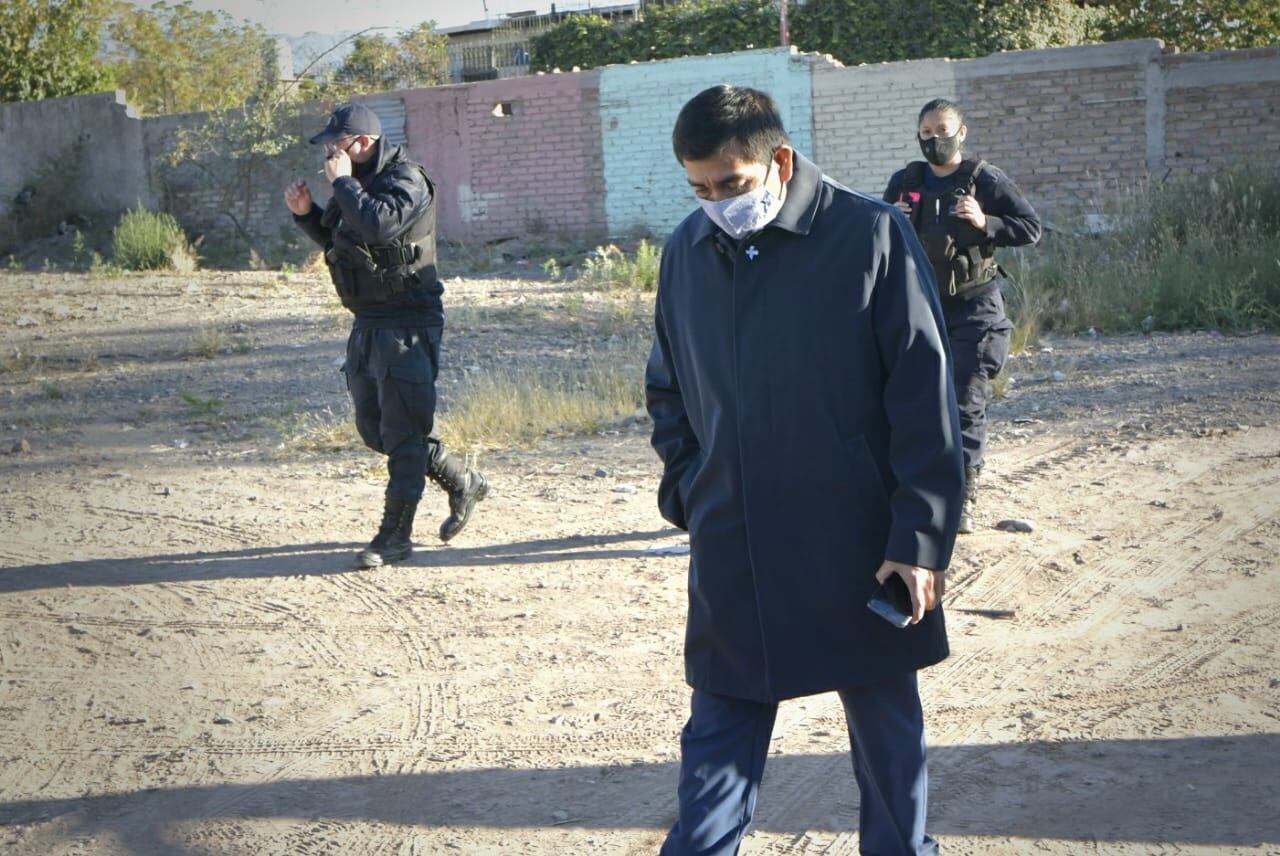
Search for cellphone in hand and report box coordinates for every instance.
[867,572,914,628]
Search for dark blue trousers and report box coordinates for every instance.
[343,325,442,502]
[661,672,938,856]
[944,288,1012,472]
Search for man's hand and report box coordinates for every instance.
[284,179,312,216]
[892,200,912,215]
[324,149,352,183]
[952,195,987,231]
[875,560,945,624]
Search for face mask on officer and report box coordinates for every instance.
[698,160,784,240]
[919,131,962,166]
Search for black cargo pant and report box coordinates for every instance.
[943,288,1012,472]
[342,325,442,502]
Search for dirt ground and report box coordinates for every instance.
[0,271,1277,856]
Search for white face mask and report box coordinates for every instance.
[698,162,783,240]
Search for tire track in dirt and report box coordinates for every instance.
[926,666,1274,730]
[993,440,1095,486]
[1025,472,1279,633]
[411,679,460,743]
[295,632,345,670]
[1122,604,1280,689]
[0,549,36,566]
[323,573,420,667]
[754,831,860,856]
[744,671,1277,856]
[0,608,518,640]
[77,503,257,545]
[947,429,1274,624]
[930,569,1269,746]
[747,434,1280,854]
[184,703,414,822]
[935,436,1120,611]
[936,435,1277,707]
[0,609,287,633]
[947,430,1261,615]
[0,715,680,761]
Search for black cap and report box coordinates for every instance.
[309,103,382,144]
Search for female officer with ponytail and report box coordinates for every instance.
[883,98,1041,534]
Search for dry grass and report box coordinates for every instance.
[187,328,225,359]
[169,244,199,274]
[301,251,328,274]
[1000,255,1047,356]
[275,407,364,453]
[446,301,545,334]
[438,358,646,452]
[0,348,41,375]
[271,406,383,481]
[267,354,648,458]
[10,408,68,431]
[1019,162,1280,333]
[990,371,1010,400]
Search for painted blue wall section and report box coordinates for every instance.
[600,48,816,237]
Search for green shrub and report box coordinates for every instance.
[579,240,661,291]
[112,207,197,271]
[531,0,1110,72]
[1016,163,1280,334]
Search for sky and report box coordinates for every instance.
[150,1,585,36]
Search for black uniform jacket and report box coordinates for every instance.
[294,141,443,327]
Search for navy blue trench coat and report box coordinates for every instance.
[645,153,964,703]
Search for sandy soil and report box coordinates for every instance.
[0,271,1277,855]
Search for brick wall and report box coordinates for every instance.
[401,71,606,243]
[813,41,1160,224]
[812,58,957,198]
[956,43,1156,222]
[0,91,152,252]
[599,48,818,237]
[146,107,317,263]
[3,41,1277,257]
[1163,47,1280,175]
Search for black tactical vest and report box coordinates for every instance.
[900,158,998,298]
[322,163,439,312]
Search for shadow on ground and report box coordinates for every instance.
[1,734,1276,852]
[0,529,683,594]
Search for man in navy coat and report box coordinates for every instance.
[645,85,964,855]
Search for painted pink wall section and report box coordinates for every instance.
[400,71,606,243]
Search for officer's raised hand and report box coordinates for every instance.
[283,179,312,216]
[952,194,987,231]
[324,147,353,183]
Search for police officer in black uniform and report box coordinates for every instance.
[883,98,1041,533]
[284,103,488,567]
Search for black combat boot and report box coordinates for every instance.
[426,445,489,542]
[957,466,980,535]
[357,497,417,568]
